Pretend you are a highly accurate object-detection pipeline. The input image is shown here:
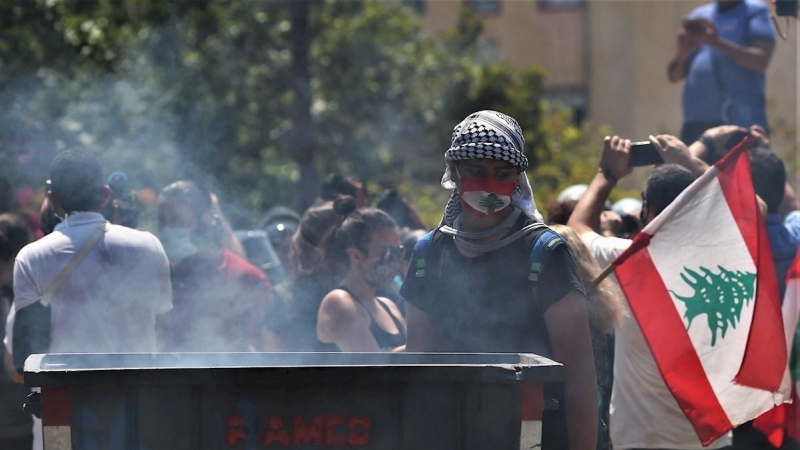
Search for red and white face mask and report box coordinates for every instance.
[458,177,516,216]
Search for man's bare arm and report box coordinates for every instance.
[4,351,23,383]
[667,29,699,83]
[545,290,598,450]
[650,135,709,178]
[712,37,774,72]
[688,19,774,72]
[567,136,631,236]
[406,303,433,352]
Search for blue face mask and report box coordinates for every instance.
[159,227,198,264]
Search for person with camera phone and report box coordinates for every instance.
[667,0,776,145]
[626,135,709,178]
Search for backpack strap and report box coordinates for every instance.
[41,222,109,307]
[411,229,438,279]
[411,224,563,285]
[528,228,565,286]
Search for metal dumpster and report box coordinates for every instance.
[24,353,561,450]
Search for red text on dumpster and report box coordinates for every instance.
[227,414,372,447]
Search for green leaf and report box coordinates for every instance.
[670,266,756,346]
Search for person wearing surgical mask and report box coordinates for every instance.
[316,197,406,352]
[401,111,597,450]
[157,181,275,352]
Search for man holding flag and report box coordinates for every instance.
[569,136,719,450]
[568,129,792,449]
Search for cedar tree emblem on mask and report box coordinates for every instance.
[479,193,506,214]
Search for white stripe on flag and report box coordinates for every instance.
[784,278,800,356]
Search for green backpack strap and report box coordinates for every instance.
[528,228,565,286]
[411,229,437,279]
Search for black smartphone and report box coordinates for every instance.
[628,142,664,167]
[682,17,707,33]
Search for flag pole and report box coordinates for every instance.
[588,262,617,294]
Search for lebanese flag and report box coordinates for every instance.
[754,249,800,446]
[612,140,792,446]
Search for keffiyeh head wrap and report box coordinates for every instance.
[440,110,542,226]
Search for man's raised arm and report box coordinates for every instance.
[568,136,632,235]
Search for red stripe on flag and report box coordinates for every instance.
[788,248,800,280]
[757,386,800,447]
[611,230,652,266]
[615,247,733,445]
[715,141,786,392]
[753,404,786,448]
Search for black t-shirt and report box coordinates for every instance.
[400,217,585,356]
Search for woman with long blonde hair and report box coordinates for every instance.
[549,225,626,333]
[550,224,626,450]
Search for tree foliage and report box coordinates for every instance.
[0,0,614,229]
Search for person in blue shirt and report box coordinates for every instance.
[735,146,799,450]
[690,125,800,299]
[667,0,776,144]
[748,146,800,299]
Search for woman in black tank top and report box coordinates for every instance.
[317,201,406,352]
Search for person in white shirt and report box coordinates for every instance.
[567,134,723,450]
[10,149,172,373]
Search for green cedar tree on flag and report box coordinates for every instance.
[612,140,792,446]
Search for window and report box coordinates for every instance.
[464,0,501,15]
[538,0,584,11]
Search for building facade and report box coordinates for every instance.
[415,0,798,159]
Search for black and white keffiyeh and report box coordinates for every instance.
[440,110,542,226]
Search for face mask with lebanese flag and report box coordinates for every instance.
[458,177,516,216]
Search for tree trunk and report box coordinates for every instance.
[290,0,318,213]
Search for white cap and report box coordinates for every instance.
[612,198,643,216]
[557,184,588,203]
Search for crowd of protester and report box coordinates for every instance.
[0,1,797,449]
[0,130,797,450]
[0,123,797,450]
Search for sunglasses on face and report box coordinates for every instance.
[371,245,405,264]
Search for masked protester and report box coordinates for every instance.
[316,197,406,352]
[401,111,597,450]
[157,181,275,352]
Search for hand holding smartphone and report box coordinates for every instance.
[682,17,708,34]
